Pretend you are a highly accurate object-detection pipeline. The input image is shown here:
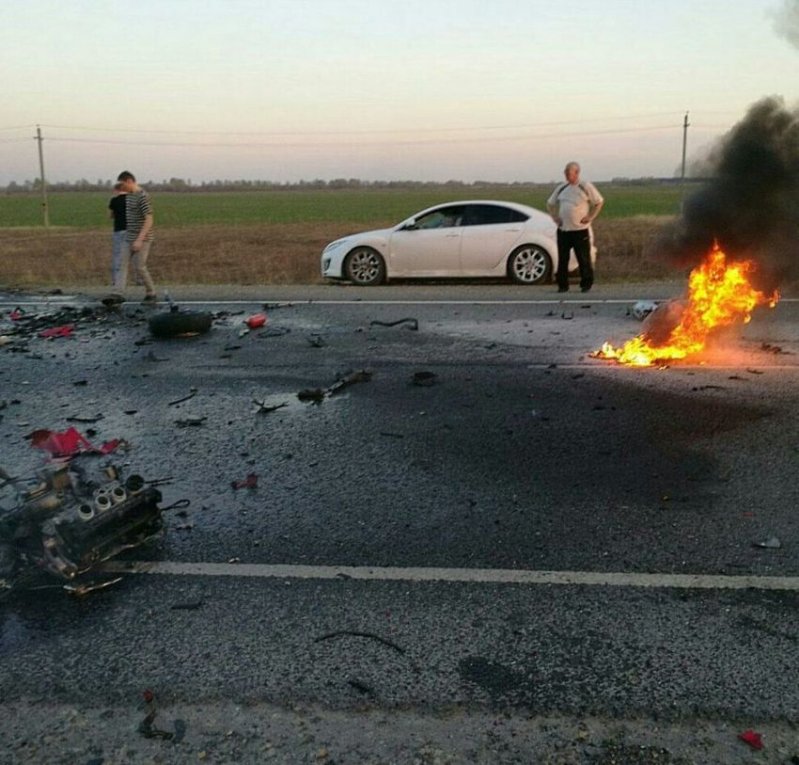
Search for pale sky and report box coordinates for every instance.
[1,0,797,185]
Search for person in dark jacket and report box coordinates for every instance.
[107,182,127,287]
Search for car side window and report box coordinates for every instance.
[461,205,528,226]
[415,206,466,229]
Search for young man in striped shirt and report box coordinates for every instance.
[114,170,157,303]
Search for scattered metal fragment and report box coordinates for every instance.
[411,371,437,387]
[168,388,198,406]
[314,630,406,655]
[753,536,782,549]
[138,708,174,740]
[174,416,206,428]
[327,369,373,395]
[298,388,326,402]
[347,678,376,697]
[747,368,764,375]
[369,317,419,331]
[257,326,291,338]
[761,342,789,354]
[253,399,289,414]
[147,476,175,487]
[307,334,326,347]
[64,577,124,598]
[170,600,204,610]
[630,300,658,320]
[66,413,105,423]
[161,499,190,513]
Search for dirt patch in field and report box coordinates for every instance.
[0,217,679,287]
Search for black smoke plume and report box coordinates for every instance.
[772,0,799,50]
[655,96,799,291]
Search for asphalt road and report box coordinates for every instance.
[0,282,798,764]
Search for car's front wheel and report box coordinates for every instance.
[344,247,386,286]
[507,245,552,285]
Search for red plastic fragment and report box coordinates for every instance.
[38,324,74,339]
[99,438,123,454]
[737,730,763,750]
[142,689,154,703]
[27,426,92,457]
[9,309,23,321]
[231,473,258,490]
[245,313,267,329]
[26,427,123,458]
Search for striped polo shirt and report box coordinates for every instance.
[124,189,154,242]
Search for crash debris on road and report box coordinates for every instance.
[0,428,166,600]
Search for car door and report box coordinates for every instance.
[458,204,528,275]
[388,205,466,276]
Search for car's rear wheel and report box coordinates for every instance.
[344,247,386,286]
[508,245,552,285]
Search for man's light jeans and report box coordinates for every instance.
[113,239,156,295]
[111,230,127,286]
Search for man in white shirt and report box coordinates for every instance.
[546,162,604,293]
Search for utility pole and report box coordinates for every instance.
[35,125,49,227]
[680,111,690,182]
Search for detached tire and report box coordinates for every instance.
[149,309,212,339]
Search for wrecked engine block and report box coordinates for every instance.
[0,456,162,595]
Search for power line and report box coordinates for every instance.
[38,112,685,137]
[44,124,679,150]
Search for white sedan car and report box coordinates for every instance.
[321,200,593,286]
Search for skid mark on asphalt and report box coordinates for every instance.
[102,561,799,591]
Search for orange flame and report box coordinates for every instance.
[594,243,778,367]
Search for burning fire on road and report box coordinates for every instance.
[594,97,797,367]
[592,243,779,367]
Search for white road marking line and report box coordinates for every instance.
[101,561,799,591]
[3,298,798,307]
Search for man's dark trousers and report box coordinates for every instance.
[556,228,593,291]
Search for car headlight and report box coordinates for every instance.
[323,239,349,254]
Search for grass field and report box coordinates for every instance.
[0,183,695,287]
[0,183,693,229]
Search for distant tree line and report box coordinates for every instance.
[1,176,697,193]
